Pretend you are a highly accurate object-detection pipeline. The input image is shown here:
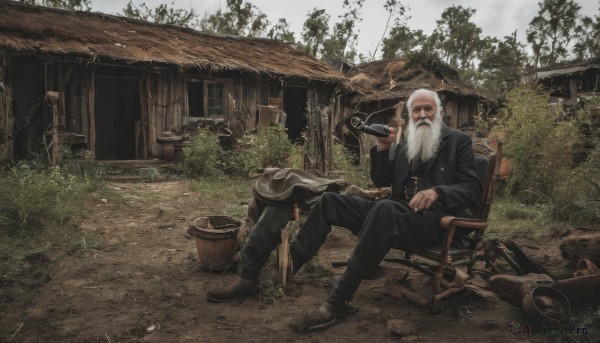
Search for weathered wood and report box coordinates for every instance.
[88,69,95,154]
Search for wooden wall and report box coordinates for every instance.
[11,57,338,164]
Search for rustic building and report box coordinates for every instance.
[0,0,345,170]
[533,57,600,111]
[339,58,486,159]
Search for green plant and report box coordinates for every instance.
[222,126,296,176]
[551,135,600,225]
[139,167,160,182]
[0,167,77,235]
[332,143,369,188]
[192,176,253,219]
[487,196,553,239]
[500,85,580,204]
[183,129,222,177]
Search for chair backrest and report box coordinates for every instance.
[472,141,499,221]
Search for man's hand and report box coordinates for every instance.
[376,127,396,151]
[408,188,439,212]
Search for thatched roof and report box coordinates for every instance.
[346,58,482,103]
[0,1,345,83]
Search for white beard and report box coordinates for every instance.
[406,116,442,163]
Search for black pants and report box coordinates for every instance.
[239,192,444,280]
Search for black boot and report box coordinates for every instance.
[205,276,259,302]
[294,266,364,333]
[295,301,348,333]
[327,265,364,305]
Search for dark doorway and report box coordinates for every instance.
[94,76,141,160]
[283,86,307,144]
[11,57,45,160]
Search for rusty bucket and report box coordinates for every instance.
[188,216,242,271]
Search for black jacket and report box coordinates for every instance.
[370,124,482,217]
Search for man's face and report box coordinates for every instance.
[410,94,438,126]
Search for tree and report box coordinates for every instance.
[18,0,91,11]
[526,0,581,67]
[372,0,408,60]
[572,1,600,61]
[320,0,365,62]
[300,8,330,57]
[430,5,485,71]
[381,26,426,60]
[200,0,269,37]
[267,18,296,45]
[121,1,197,28]
[477,32,528,99]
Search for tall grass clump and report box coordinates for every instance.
[499,86,600,226]
[332,143,369,188]
[500,85,580,204]
[551,97,600,225]
[0,166,79,235]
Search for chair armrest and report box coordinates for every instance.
[440,216,488,230]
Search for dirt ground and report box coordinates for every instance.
[0,179,596,342]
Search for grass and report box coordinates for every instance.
[0,166,118,282]
[192,176,255,220]
[486,195,555,240]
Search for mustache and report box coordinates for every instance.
[414,118,433,127]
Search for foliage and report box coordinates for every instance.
[551,97,600,225]
[381,25,426,60]
[121,1,198,27]
[300,8,330,57]
[477,32,527,100]
[183,129,222,178]
[487,197,553,240]
[526,0,581,67]
[320,0,365,62]
[200,0,269,37]
[500,85,580,204]
[267,18,296,44]
[192,176,253,221]
[331,144,369,188]
[0,166,84,235]
[18,0,91,11]
[573,8,600,61]
[498,87,600,226]
[430,5,484,71]
[222,126,295,176]
[372,0,408,60]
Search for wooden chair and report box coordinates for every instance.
[385,141,500,313]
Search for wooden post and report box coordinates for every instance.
[45,91,60,166]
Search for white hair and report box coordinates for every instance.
[406,89,442,119]
[406,89,443,162]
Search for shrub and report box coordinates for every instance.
[183,129,222,177]
[500,85,580,203]
[0,166,78,235]
[246,126,294,169]
[222,126,295,176]
[332,143,369,188]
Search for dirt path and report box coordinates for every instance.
[0,180,593,342]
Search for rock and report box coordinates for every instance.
[560,233,600,266]
[387,319,417,337]
[488,273,554,307]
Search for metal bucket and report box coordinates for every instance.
[188,216,242,271]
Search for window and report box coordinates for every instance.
[207,82,223,117]
[187,80,225,118]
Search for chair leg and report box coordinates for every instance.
[429,264,444,314]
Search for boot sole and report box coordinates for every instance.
[205,288,260,302]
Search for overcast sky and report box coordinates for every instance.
[92,0,598,59]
